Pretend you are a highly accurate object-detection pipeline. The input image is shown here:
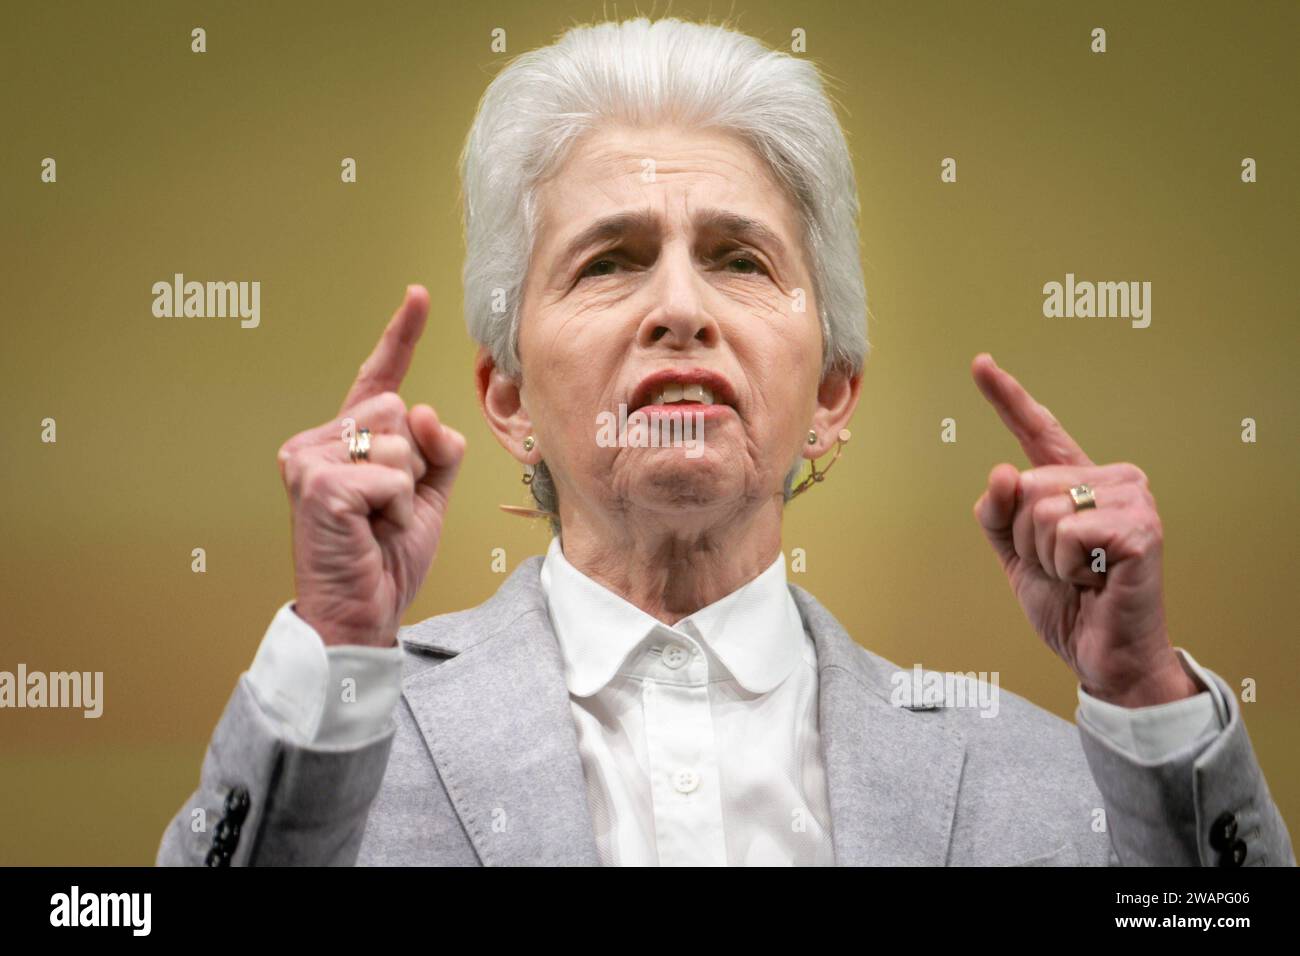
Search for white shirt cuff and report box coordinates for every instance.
[1075,647,1228,762]
[246,601,405,747]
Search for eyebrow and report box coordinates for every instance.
[555,210,660,268]
[694,209,789,260]
[552,207,790,271]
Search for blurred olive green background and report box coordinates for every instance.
[2,0,1296,864]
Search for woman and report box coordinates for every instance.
[159,17,1292,866]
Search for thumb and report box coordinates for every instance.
[974,463,1020,568]
[408,404,467,507]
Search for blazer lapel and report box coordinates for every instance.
[397,559,965,867]
[399,558,600,866]
[791,585,967,866]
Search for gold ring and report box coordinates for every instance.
[349,427,372,463]
[1068,483,1096,511]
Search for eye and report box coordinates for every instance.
[725,255,764,275]
[715,248,768,276]
[578,256,621,279]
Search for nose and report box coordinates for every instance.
[635,241,720,351]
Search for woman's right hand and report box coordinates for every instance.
[276,285,467,647]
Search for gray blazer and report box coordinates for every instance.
[158,556,1294,866]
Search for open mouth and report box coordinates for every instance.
[629,370,739,415]
[644,383,717,407]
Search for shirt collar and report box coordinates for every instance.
[538,535,805,698]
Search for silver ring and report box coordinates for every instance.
[348,427,372,463]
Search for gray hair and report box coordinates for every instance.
[458,17,869,531]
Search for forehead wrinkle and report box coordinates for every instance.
[537,129,812,281]
[552,202,793,263]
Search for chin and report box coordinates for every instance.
[629,470,748,519]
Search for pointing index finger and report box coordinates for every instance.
[971,352,1093,468]
[341,285,430,413]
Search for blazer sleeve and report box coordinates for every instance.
[1075,664,1295,867]
[156,674,396,866]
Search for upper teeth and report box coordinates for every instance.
[650,383,715,405]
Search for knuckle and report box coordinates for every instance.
[299,465,335,503]
[1127,483,1154,511]
[321,495,354,521]
[282,456,303,493]
[1129,481,1155,508]
[1127,517,1162,556]
[279,432,309,458]
[376,391,406,417]
[279,443,314,491]
[1121,463,1148,486]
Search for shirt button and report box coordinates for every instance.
[673,769,700,794]
[662,644,690,669]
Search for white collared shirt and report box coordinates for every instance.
[244,542,1227,865]
[538,535,834,865]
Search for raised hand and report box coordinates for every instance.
[276,286,468,647]
[970,353,1200,707]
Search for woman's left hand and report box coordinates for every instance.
[970,353,1202,708]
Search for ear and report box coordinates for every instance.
[474,345,539,465]
[806,367,861,458]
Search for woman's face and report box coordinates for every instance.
[493,123,856,529]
